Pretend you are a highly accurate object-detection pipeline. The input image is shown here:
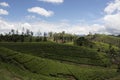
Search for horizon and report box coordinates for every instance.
[0,0,120,35]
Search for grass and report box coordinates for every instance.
[93,42,119,52]
[87,34,120,47]
[0,47,66,80]
[0,46,118,80]
[0,42,111,66]
[109,75,120,80]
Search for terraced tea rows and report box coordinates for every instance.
[0,42,111,66]
[0,47,118,80]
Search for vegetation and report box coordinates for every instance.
[0,42,111,66]
[0,30,120,80]
[86,34,120,47]
[0,29,77,43]
[0,47,118,80]
[107,44,120,72]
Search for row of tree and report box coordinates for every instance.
[48,31,78,43]
[0,29,77,43]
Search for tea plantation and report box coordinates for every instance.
[0,42,119,80]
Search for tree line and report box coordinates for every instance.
[0,29,77,43]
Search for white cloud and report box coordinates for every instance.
[103,0,120,34]
[21,23,32,29]
[38,0,64,4]
[0,2,9,7]
[0,9,9,15]
[67,24,106,35]
[104,0,120,14]
[0,19,14,29]
[103,13,120,34]
[0,19,33,34]
[28,22,106,35]
[28,7,54,17]
[25,15,36,20]
[0,18,106,35]
[0,19,14,33]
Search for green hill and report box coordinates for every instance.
[0,47,118,80]
[86,34,120,47]
[0,42,111,66]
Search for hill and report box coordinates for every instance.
[0,47,118,80]
[0,42,111,66]
[86,34,120,47]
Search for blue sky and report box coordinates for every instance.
[0,0,120,35]
[0,0,109,22]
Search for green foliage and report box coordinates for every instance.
[0,47,118,80]
[93,42,119,53]
[86,34,120,47]
[74,37,93,47]
[0,42,111,66]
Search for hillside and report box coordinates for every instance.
[0,42,111,66]
[86,34,120,47]
[0,47,118,80]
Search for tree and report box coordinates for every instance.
[108,44,120,72]
[20,35,24,42]
[48,32,53,38]
[30,31,33,36]
[74,37,94,48]
[29,31,33,42]
[16,30,19,35]
[53,33,58,42]
[22,27,25,35]
[26,29,30,36]
[43,32,47,41]
[29,37,32,42]
[11,29,15,35]
[61,31,65,43]
[36,30,42,42]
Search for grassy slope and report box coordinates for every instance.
[93,42,119,52]
[0,47,118,80]
[109,75,120,80]
[0,61,60,80]
[0,42,111,66]
[87,34,120,47]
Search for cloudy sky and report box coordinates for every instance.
[0,0,120,35]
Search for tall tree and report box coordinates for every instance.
[43,32,47,41]
[11,29,15,35]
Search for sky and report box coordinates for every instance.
[0,0,120,35]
